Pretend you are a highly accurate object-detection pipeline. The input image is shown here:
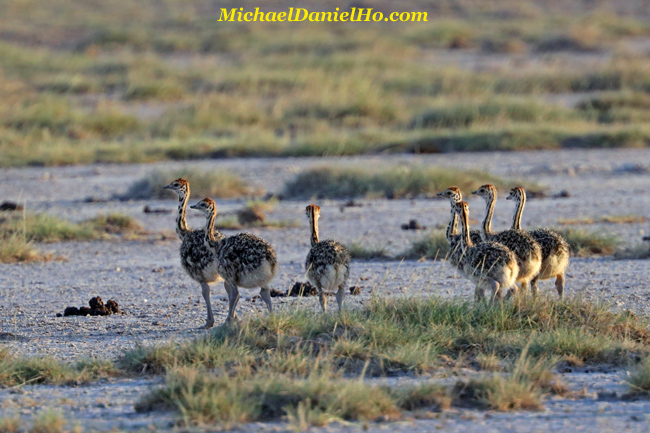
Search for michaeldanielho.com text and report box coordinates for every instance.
[219,8,428,22]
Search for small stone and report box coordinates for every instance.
[349,286,362,295]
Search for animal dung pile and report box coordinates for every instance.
[59,296,122,317]
[401,219,426,230]
[253,284,361,301]
[0,201,23,211]
[269,288,285,297]
[143,205,170,214]
[289,282,319,297]
[287,282,362,297]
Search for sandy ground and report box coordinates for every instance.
[1,148,650,431]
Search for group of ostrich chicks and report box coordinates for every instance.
[164,178,569,329]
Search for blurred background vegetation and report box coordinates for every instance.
[3,0,650,167]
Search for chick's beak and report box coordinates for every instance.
[163,184,173,190]
[471,190,479,195]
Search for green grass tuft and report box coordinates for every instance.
[120,296,649,380]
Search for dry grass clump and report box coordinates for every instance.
[283,165,531,200]
[346,242,391,260]
[614,243,650,260]
[136,367,401,428]
[207,199,297,230]
[0,233,51,263]
[0,348,120,387]
[31,410,67,433]
[135,345,568,427]
[559,214,646,225]
[0,212,144,244]
[124,168,252,200]
[555,228,620,256]
[459,373,543,411]
[0,416,21,433]
[0,213,95,243]
[534,34,600,53]
[400,231,450,260]
[245,197,279,214]
[410,100,561,129]
[214,216,299,231]
[393,383,453,411]
[476,353,503,372]
[627,356,650,394]
[458,348,566,412]
[86,213,146,237]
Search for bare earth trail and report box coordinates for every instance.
[1,148,650,431]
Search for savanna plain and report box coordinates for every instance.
[2,0,650,432]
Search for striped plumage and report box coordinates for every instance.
[305,204,351,312]
[507,187,570,298]
[472,184,542,296]
[191,198,278,323]
[454,201,519,301]
[164,178,225,328]
[436,186,482,267]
